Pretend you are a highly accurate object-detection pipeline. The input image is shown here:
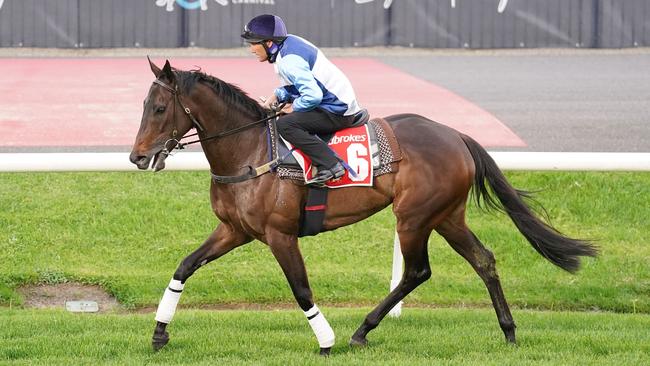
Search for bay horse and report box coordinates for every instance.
[130,59,597,355]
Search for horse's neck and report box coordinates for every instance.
[198,101,268,176]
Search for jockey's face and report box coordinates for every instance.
[248,41,273,62]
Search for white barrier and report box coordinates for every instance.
[387,230,404,318]
[1,151,648,317]
[0,152,208,172]
[489,152,650,171]
[1,152,649,172]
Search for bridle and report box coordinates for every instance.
[151,78,285,183]
[152,79,204,156]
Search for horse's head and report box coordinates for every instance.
[130,58,194,171]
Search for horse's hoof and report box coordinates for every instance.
[349,336,368,347]
[152,331,169,352]
[504,331,517,345]
[319,347,331,356]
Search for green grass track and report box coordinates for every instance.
[1,170,648,364]
[1,308,649,365]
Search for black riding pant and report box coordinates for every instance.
[277,109,354,169]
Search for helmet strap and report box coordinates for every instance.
[264,41,281,63]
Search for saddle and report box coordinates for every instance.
[274,110,402,185]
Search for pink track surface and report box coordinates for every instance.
[0,58,524,148]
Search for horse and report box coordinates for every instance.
[130,59,597,356]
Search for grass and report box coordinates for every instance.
[1,308,648,365]
[1,171,648,364]
[1,171,649,313]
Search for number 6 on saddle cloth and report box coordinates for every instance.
[280,124,374,188]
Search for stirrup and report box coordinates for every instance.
[306,163,345,186]
[306,171,334,186]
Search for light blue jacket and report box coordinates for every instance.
[273,35,362,116]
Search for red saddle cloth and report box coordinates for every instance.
[282,124,374,188]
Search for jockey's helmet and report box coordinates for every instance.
[241,14,287,43]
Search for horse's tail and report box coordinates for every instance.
[460,134,598,273]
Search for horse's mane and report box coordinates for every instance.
[174,68,266,120]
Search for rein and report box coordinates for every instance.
[175,113,279,150]
[152,78,284,184]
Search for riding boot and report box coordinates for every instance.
[308,162,345,185]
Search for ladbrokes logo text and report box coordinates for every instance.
[329,134,367,145]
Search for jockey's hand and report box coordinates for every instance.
[280,103,293,114]
[260,93,278,110]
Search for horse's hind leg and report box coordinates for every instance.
[350,228,432,346]
[435,213,517,344]
[152,223,250,351]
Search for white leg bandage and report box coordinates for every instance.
[304,305,335,348]
[155,279,184,324]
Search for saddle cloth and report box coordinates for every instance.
[275,118,402,186]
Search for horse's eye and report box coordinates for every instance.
[155,106,166,114]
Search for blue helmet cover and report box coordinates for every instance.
[242,14,287,42]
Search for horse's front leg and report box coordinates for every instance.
[152,223,250,351]
[266,229,335,356]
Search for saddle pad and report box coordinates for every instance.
[277,118,402,184]
[281,124,374,188]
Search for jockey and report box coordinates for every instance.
[241,14,363,185]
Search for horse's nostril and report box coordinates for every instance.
[129,153,146,164]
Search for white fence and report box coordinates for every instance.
[1,152,650,172]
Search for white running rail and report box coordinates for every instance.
[1,151,649,172]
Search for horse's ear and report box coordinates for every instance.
[161,60,175,82]
[148,56,161,78]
